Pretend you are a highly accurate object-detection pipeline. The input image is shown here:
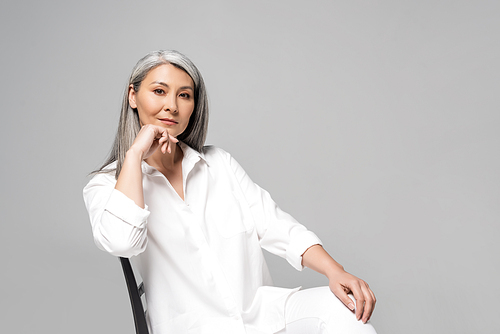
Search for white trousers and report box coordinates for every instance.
[275,287,377,334]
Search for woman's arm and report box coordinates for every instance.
[219,149,376,320]
[83,124,177,257]
[115,124,177,208]
[301,244,376,323]
[219,149,322,270]
[116,148,146,207]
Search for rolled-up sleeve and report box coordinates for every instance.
[223,150,323,271]
[83,172,150,258]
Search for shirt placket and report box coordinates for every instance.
[183,155,246,332]
[185,206,246,332]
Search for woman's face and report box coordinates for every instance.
[129,64,195,138]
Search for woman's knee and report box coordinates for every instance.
[284,287,376,334]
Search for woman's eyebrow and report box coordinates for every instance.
[150,81,193,90]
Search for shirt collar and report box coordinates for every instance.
[178,141,209,167]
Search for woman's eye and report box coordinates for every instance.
[154,89,165,94]
[179,93,191,98]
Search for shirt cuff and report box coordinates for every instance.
[286,231,323,271]
[104,189,150,228]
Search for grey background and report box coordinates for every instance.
[1,1,498,333]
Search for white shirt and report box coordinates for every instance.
[83,143,322,334]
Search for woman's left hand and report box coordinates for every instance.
[327,268,376,323]
[301,244,376,323]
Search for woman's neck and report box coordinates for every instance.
[145,142,185,200]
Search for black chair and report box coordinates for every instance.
[119,257,149,334]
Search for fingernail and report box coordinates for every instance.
[347,303,355,311]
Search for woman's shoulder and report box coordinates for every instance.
[84,161,118,188]
[202,145,234,164]
[202,145,228,156]
[201,145,248,175]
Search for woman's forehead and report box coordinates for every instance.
[144,64,194,87]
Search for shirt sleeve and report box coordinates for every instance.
[221,149,323,271]
[83,172,150,258]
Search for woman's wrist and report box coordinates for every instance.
[324,262,346,280]
[126,147,145,161]
[302,244,345,278]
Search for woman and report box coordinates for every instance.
[84,50,377,334]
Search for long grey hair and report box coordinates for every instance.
[96,50,209,179]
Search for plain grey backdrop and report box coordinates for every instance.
[1,1,498,333]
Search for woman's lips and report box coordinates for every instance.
[159,118,178,125]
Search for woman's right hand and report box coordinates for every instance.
[129,124,179,159]
[116,124,178,208]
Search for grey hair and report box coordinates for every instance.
[95,50,209,178]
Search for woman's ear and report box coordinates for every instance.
[128,84,138,109]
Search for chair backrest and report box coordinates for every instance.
[119,257,149,334]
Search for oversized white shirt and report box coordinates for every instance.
[83,143,322,334]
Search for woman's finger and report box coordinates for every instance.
[330,283,355,312]
[164,133,179,154]
[158,134,169,154]
[158,128,178,154]
[348,281,366,321]
[360,283,375,323]
[169,134,179,143]
[160,139,167,154]
[366,285,376,322]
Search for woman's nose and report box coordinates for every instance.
[163,95,177,112]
